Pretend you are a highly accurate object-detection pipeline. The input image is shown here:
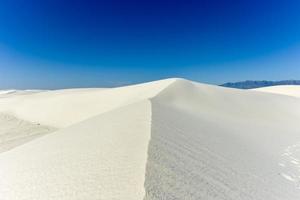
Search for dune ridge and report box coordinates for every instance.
[0,78,300,199]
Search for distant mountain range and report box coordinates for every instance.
[220,80,300,89]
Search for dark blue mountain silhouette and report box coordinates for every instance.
[221,80,300,89]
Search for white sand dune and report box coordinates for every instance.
[0,90,17,95]
[0,79,173,127]
[0,89,44,97]
[253,85,300,98]
[0,78,300,199]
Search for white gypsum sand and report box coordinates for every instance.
[253,85,300,98]
[0,78,300,199]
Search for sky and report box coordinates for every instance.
[1,0,300,89]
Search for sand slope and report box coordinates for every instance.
[0,100,151,200]
[146,80,300,199]
[0,78,300,199]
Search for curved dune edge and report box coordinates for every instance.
[0,79,300,199]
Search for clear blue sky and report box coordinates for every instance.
[1,0,300,89]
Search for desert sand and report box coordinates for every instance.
[253,85,300,98]
[0,78,300,199]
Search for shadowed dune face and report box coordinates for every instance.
[0,113,56,153]
[0,79,300,199]
[145,80,300,199]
